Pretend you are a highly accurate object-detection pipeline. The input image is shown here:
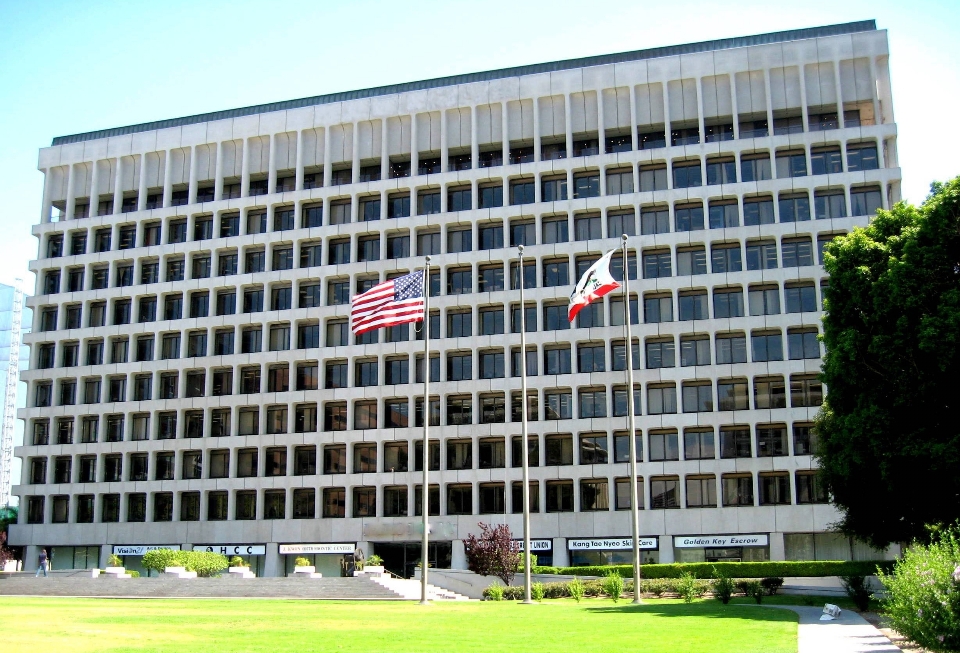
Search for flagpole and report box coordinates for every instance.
[518,245,533,605]
[622,234,642,604]
[420,257,431,605]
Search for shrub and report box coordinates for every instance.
[486,584,504,601]
[531,582,545,602]
[568,577,585,603]
[676,572,701,603]
[107,554,123,567]
[880,526,960,652]
[128,570,140,578]
[840,575,872,611]
[743,580,765,604]
[761,577,785,595]
[554,560,893,579]
[229,556,249,568]
[712,573,735,604]
[602,571,625,603]
[294,557,312,567]
[141,549,184,573]
[366,554,383,566]
[643,578,670,597]
[186,552,229,578]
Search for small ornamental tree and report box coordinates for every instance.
[463,522,520,586]
[0,531,12,568]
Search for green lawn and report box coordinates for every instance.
[1,597,797,653]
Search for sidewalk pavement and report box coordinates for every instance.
[773,605,902,653]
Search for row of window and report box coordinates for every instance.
[30,371,822,444]
[22,465,827,525]
[43,158,881,267]
[26,423,821,490]
[52,114,880,222]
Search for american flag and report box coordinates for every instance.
[351,270,425,335]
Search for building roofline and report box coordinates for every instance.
[51,20,876,146]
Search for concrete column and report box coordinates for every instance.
[868,56,882,125]
[267,133,277,195]
[451,539,467,570]
[695,77,706,147]
[113,156,123,215]
[410,115,419,176]
[500,103,509,166]
[40,168,53,223]
[322,127,332,188]
[763,68,775,139]
[240,138,250,197]
[137,154,148,211]
[597,89,607,196]
[295,130,305,191]
[199,489,209,521]
[629,87,639,152]
[99,547,112,570]
[769,531,785,561]
[64,164,76,221]
[833,59,845,128]
[564,93,574,161]
[380,119,389,181]
[88,160,100,218]
[532,97,541,164]
[798,64,810,133]
[24,545,39,572]
[351,122,360,184]
[662,77,672,149]
[730,72,740,140]
[214,142,224,200]
[440,113,448,173]
[659,541,676,563]
[551,538,569,568]
[172,491,181,522]
[469,106,478,170]
[162,150,173,208]
[188,145,199,205]
[263,542,281,577]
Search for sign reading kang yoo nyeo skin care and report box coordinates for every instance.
[566,537,658,550]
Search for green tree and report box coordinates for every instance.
[817,178,960,548]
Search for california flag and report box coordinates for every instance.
[568,249,621,322]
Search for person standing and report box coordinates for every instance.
[35,548,48,577]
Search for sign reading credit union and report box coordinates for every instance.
[512,539,552,552]
[673,534,769,548]
[112,545,181,556]
[567,537,658,551]
[196,544,266,556]
[279,543,356,555]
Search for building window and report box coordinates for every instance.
[545,480,574,512]
[759,473,791,505]
[686,476,717,508]
[651,477,680,509]
[722,474,754,507]
[791,374,823,407]
[649,430,680,461]
[754,376,787,409]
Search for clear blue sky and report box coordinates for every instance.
[1,0,957,289]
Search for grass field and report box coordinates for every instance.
[1,597,798,653]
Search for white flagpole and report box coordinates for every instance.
[420,257,431,605]
[622,234,643,604]
[518,245,533,604]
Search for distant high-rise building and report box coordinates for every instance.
[0,281,29,508]
[12,21,901,576]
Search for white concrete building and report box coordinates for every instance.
[11,20,900,577]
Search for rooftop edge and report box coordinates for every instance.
[51,19,877,147]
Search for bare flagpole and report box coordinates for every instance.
[622,234,643,604]
[518,245,533,604]
[420,257,431,605]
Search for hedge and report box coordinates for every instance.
[141,549,228,577]
[532,560,894,579]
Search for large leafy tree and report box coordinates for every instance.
[817,177,960,548]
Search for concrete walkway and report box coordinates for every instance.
[769,605,903,653]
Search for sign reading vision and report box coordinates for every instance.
[673,534,769,548]
[112,545,181,556]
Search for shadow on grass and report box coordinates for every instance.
[583,601,799,623]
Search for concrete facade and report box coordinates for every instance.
[12,21,900,575]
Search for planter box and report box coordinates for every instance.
[102,567,131,579]
[227,566,255,579]
[354,566,386,577]
[293,566,322,578]
[164,566,197,579]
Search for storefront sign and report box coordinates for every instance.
[567,537,658,551]
[195,544,266,556]
[363,521,456,539]
[673,534,769,548]
[279,543,356,555]
[513,539,553,552]
[112,545,181,556]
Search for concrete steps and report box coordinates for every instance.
[0,575,408,600]
[371,576,471,601]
